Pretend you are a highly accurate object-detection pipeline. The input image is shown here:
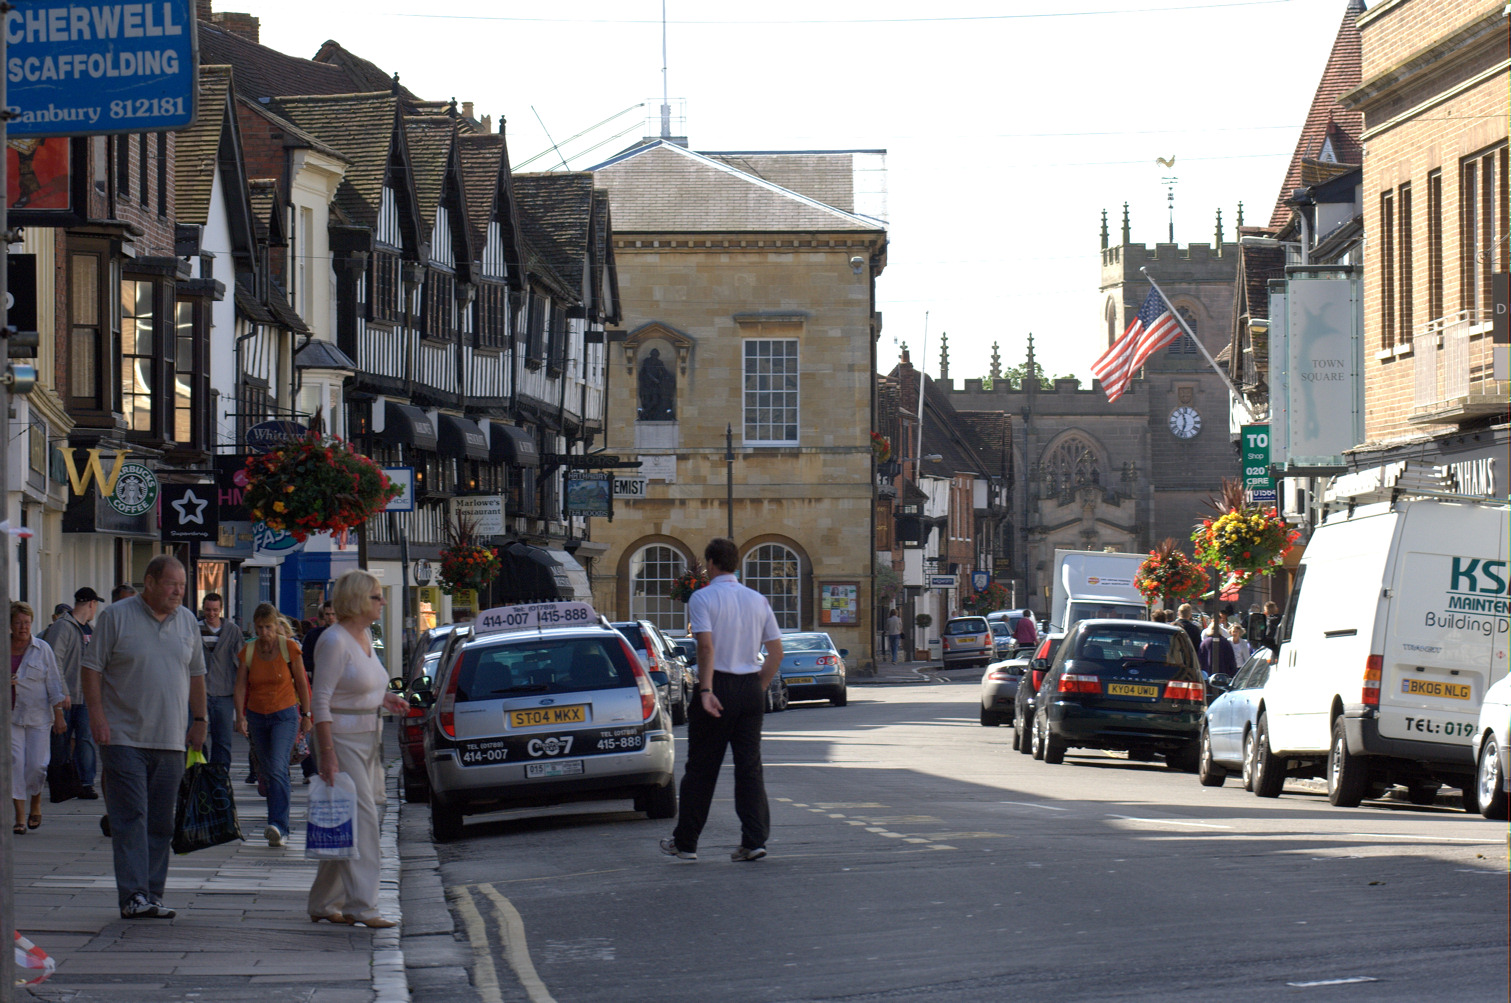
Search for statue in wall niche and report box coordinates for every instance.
[637,348,676,421]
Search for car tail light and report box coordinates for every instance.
[438,653,464,738]
[941,637,951,651]
[1057,673,1100,694]
[986,668,1014,682]
[621,638,659,721]
[1036,639,1052,659]
[1164,679,1205,702]
[815,655,838,666]
[1362,654,1383,706]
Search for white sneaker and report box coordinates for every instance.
[265,825,284,847]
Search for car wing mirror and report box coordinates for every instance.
[1032,658,1048,670]
[413,674,434,693]
[387,677,405,693]
[839,649,849,658]
[1207,673,1232,693]
[649,670,670,687]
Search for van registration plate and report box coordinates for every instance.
[526,760,584,778]
[510,705,586,727]
[1401,679,1471,700]
[1108,683,1159,698]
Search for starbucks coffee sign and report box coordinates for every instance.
[104,462,159,517]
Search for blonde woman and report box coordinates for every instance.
[307,571,407,927]
[10,602,66,835]
[1229,624,1252,664]
[234,603,311,847]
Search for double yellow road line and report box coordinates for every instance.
[448,883,557,1003]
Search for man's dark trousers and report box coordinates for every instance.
[671,672,768,853]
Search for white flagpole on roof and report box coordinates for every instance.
[1140,267,1258,421]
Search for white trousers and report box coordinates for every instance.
[10,724,50,800]
[307,729,383,921]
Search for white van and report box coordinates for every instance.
[1249,497,1508,810]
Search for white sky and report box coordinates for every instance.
[236,0,1345,384]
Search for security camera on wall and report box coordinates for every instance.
[850,256,865,274]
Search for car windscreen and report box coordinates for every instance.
[456,637,637,701]
[424,630,452,655]
[782,634,834,652]
[945,618,989,635]
[990,622,1012,637]
[1070,627,1194,676]
[612,624,649,653]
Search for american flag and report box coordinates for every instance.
[1091,288,1183,401]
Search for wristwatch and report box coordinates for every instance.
[192,716,207,722]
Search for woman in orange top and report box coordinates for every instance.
[234,602,312,847]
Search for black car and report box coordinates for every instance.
[1029,620,1204,770]
[1012,633,1065,754]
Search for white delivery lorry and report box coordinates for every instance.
[1049,549,1149,632]
[1249,497,1509,810]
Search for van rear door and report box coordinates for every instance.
[1377,503,1509,755]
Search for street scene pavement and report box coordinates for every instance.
[12,667,1506,1002]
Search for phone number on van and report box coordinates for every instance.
[1401,717,1476,737]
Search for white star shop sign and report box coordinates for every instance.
[160,483,217,542]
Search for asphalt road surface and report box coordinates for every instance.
[423,676,1509,1003]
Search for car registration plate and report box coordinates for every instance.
[525,759,584,779]
[1108,683,1159,698]
[786,676,815,685]
[1401,679,1471,700]
[510,705,587,728]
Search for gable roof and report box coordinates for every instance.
[1269,0,1366,228]
[512,173,595,294]
[174,64,235,228]
[270,92,405,231]
[591,141,886,233]
[457,132,526,289]
[235,96,350,164]
[402,116,456,234]
[311,40,422,104]
[198,21,354,101]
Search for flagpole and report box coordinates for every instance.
[1140,267,1258,420]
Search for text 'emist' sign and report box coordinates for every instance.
[5,1,197,136]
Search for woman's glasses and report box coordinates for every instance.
[369,595,384,602]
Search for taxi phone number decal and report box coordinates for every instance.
[1400,717,1476,737]
[456,726,644,766]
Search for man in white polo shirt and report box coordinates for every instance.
[660,538,783,862]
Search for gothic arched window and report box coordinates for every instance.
[1104,298,1118,345]
[1042,435,1102,493]
[1168,306,1198,354]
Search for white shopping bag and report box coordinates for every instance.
[305,772,360,860]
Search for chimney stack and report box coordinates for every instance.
[211,11,260,43]
[461,101,474,121]
[196,0,213,21]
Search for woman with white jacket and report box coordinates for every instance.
[10,601,66,835]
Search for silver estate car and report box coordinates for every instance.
[424,606,676,841]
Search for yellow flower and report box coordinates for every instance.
[273,501,287,513]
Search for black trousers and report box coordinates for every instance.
[672,672,768,853]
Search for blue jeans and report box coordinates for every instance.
[101,745,183,910]
[245,706,298,836]
[204,695,236,771]
[889,634,902,663]
[64,703,97,786]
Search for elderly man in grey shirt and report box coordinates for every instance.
[83,556,207,920]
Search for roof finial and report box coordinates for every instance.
[1100,208,1109,250]
[1236,201,1244,228]
[1215,207,1224,250]
[391,71,400,95]
[989,341,1001,381]
[1024,334,1038,394]
[939,332,950,380]
[447,96,458,116]
[1121,203,1130,245]
[899,341,910,366]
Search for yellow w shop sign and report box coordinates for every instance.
[62,449,129,497]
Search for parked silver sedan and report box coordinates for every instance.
[979,654,1028,726]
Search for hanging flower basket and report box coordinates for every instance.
[243,433,402,543]
[1191,479,1300,577]
[870,431,892,464]
[669,563,709,603]
[963,581,1010,616]
[438,514,501,595]
[1135,538,1209,608]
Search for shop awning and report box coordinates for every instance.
[383,402,437,451]
[489,424,539,468]
[498,542,572,601]
[545,548,593,602]
[438,414,489,461]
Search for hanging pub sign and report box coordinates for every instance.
[245,419,307,454]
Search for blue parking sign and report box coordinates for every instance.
[5,0,197,136]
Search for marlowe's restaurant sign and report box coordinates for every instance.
[5,1,196,136]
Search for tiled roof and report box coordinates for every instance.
[295,338,358,370]
[456,134,504,244]
[198,22,353,100]
[174,65,233,228]
[402,116,455,233]
[235,96,349,164]
[958,411,1012,479]
[248,179,280,243]
[513,173,595,293]
[267,279,311,334]
[591,141,885,234]
[702,152,858,211]
[234,278,276,324]
[515,211,577,302]
[270,93,400,229]
[1269,1,1365,228]
[1237,241,1286,321]
[311,40,422,103]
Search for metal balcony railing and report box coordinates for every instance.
[1411,309,1509,424]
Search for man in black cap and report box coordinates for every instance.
[42,587,104,798]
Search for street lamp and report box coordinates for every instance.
[725,423,734,541]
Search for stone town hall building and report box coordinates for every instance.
[941,209,1241,616]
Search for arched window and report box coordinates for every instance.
[629,545,688,632]
[1042,434,1102,494]
[743,543,801,630]
[1104,297,1118,345]
[1168,306,1198,354]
